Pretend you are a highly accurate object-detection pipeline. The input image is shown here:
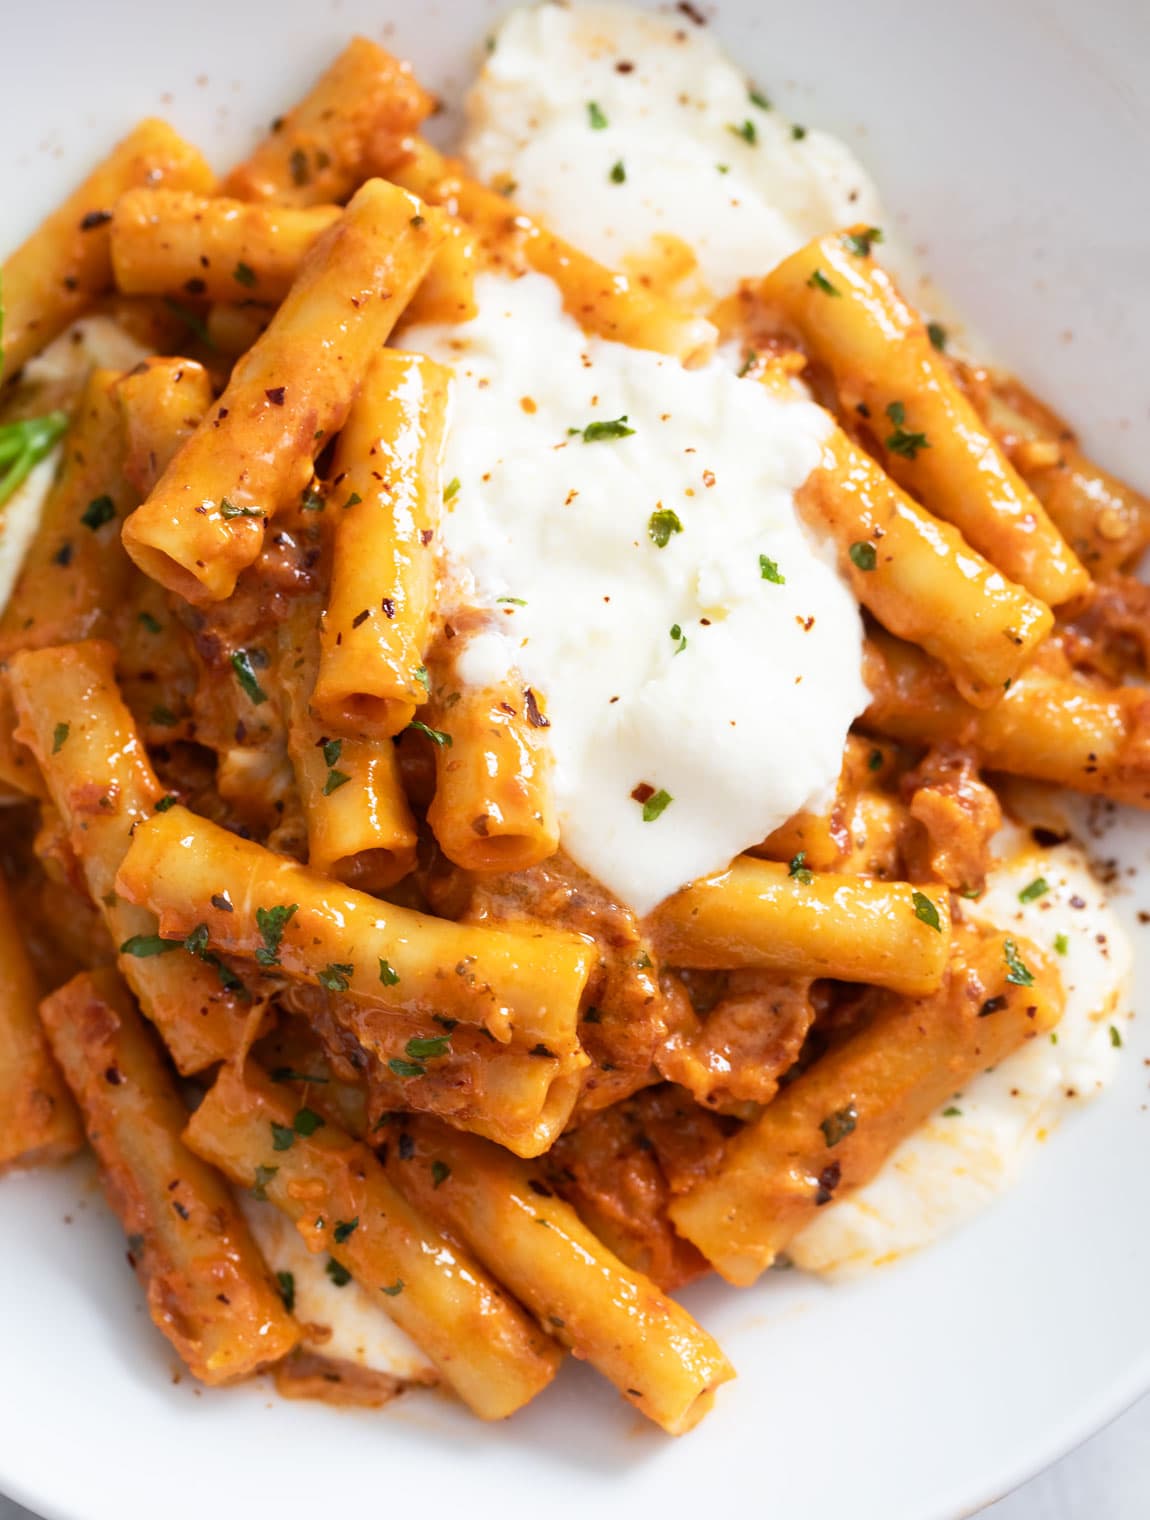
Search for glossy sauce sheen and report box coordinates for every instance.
[405,273,867,914]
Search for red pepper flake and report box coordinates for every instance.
[104,1066,123,1086]
[351,609,370,629]
[677,0,706,22]
[381,597,396,620]
[524,688,549,728]
[616,59,635,73]
[79,209,113,230]
[702,469,716,488]
[265,386,286,406]
[631,782,655,804]
[420,528,434,546]
[814,1162,841,1205]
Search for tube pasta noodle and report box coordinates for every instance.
[1,120,213,374]
[758,232,1089,607]
[958,362,1150,577]
[222,37,435,208]
[0,873,83,1173]
[670,923,1063,1284]
[425,666,561,873]
[122,180,449,603]
[799,427,1053,706]
[863,629,1150,807]
[313,350,448,736]
[278,594,418,890]
[115,803,592,1053]
[384,1117,734,1434]
[8,643,257,1072]
[650,855,951,996]
[0,369,134,656]
[116,356,215,496]
[184,1059,563,1418]
[111,190,343,305]
[386,138,717,364]
[39,969,299,1381]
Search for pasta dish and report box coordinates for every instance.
[0,1,1141,1436]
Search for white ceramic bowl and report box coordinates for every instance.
[3,4,1149,1518]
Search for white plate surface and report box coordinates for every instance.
[2,3,1150,1518]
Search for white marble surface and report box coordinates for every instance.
[2,1392,1148,1520]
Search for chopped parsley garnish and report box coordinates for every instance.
[885,401,930,459]
[323,768,350,795]
[380,1278,405,1296]
[806,268,840,297]
[1018,877,1050,904]
[942,1105,963,1118]
[431,1160,450,1189]
[254,903,298,967]
[232,261,257,288]
[120,934,181,957]
[575,415,635,443]
[150,705,178,727]
[926,321,948,352]
[588,101,608,130]
[230,649,268,705]
[748,87,771,110]
[379,958,400,986]
[1003,938,1035,987]
[161,298,214,349]
[0,411,69,508]
[333,1218,359,1244]
[154,794,176,812]
[325,1258,351,1287]
[388,1057,427,1079]
[648,507,683,547]
[275,1270,295,1312]
[251,1164,278,1201]
[496,595,527,605]
[912,890,942,931]
[321,738,342,768]
[609,159,626,184]
[443,476,461,502]
[316,962,354,992]
[728,119,757,145]
[220,498,262,519]
[641,788,673,822]
[759,554,785,584]
[867,748,884,771]
[415,665,430,691]
[405,1035,450,1060]
[849,541,877,572]
[51,721,69,754]
[819,1104,857,1148]
[271,1067,329,1085]
[270,1121,296,1151]
[183,923,210,957]
[791,123,807,140]
[1110,1025,1123,1048]
[81,494,115,530]
[138,611,162,634]
[407,719,452,747]
[300,486,325,512]
[841,227,883,257]
[738,350,757,377]
[1054,933,1069,956]
[789,851,813,885]
[293,1107,324,1137]
[669,623,687,654]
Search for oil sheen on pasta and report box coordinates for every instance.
[464,1,883,301]
[791,835,1131,1276]
[405,273,866,914]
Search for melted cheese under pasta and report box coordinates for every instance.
[791,833,1132,1276]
